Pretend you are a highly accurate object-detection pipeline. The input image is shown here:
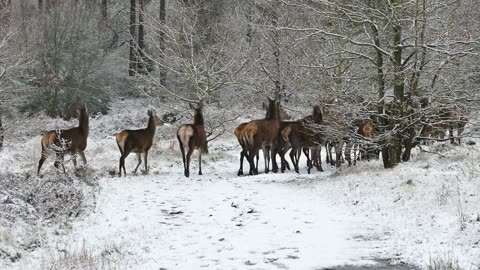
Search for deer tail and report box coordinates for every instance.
[201,138,209,154]
[243,124,256,147]
[281,126,291,144]
[116,131,128,155]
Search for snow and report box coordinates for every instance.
[1,99,480,269]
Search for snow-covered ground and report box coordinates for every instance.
[1,99,480,270]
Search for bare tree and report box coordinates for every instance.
[159,0,167,85]
[282,0,480,168]
[101,0,107,20]
[129,0,137,76]
[137,0,147,74]
[0,0,12,151]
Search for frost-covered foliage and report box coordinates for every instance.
[11,0,111,120]
[0,172,97,265]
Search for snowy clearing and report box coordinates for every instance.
[1,100,479,270]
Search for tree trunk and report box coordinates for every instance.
[101,0,107,20]
[0,0,11,25]
[159,0,167,85]
[0,106,4,151]
[271,1,282,99]
[129,0,137,76]
[137,0,145,73]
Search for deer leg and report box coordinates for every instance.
[296,148,302,173]
[198,150,202,175]
[271,144,279,173]
[316,147,323,172]
[304,148,313,174]
[280,144,291,172]
[303,148,312,172]
[72,155,78,170]
[79,152,87,167]
[238,148,245,176]
[54,152,66,173]
[119,150,131,177]
[177,135,187,177]
[449,125,455,144]
[133,153,142,174]
[37,152,47,175]
[279,147,287,173]
[345,142,352,167]
[289,147,299,173]
[335,141,343,168]
[143,151,148,174]
[185,147,194,178]
[327,142,335,166]
[264,145,272,174]
[255,149,259,174]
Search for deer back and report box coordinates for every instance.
[243,99,282,147]
[117,110,159,153]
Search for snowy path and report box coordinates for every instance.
[64,173,384,270]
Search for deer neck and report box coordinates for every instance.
[146,116,157,134]
[78,111,89,136]
[194,112,204,126]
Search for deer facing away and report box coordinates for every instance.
[177,103,208,178]
[37,104,89,175]
[116,110,160,176]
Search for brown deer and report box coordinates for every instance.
[440,106,468,145]
[116,110,160,177]
[344,119,375,166]
[177,103,208,178]
[421,105,468,145]
[235,122,259,176]
[278,105,324,174]
[235,102,290,176]
[242,98,282,175]
[37,104,89,175]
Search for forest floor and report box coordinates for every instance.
[1,99,479,270]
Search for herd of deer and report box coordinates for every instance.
[36,99,468,177]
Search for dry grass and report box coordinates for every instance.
[427,253,462,270]
[37,243,122,270]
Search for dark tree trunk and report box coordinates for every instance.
[387,15,405,168]
[137,0,146,74]
[0,0,11,24]
[159,0,167,85]
[101,0,107,20]
[245,2,253,44]
[129,0,137,76]
[0,106,3,151]
[271,1,282,99]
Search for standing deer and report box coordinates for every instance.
[235,122,259,176]
[278,105,323,174]
[235,102,290,176]
[344,119,375,166]
[420,105,468,145]
[177,103,208,178]
[37,103,89,175]
[242,98,281,175]
[116,110,160,176]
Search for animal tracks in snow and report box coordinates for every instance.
[35,171,391,270]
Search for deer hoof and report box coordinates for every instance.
[237,170,243,176]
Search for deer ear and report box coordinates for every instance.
[147,110,152,116]
[262,102,267,110]
[189,103,195,110]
